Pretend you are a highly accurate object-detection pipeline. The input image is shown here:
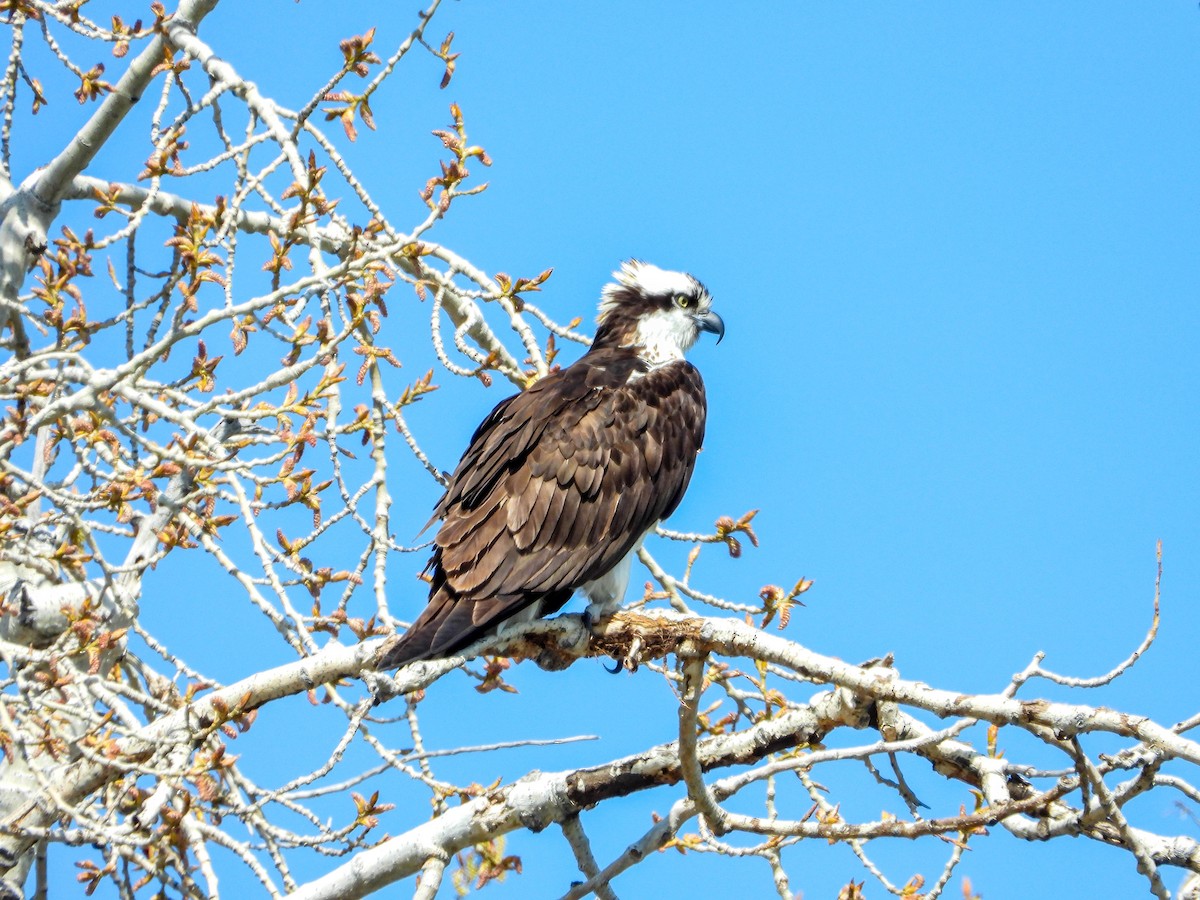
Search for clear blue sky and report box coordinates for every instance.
[27,2,1200,897]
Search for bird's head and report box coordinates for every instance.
[593,260,724,363]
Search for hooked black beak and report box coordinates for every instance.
[695,309,725,344]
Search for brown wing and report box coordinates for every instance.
[375,347,706,668]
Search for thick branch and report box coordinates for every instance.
[0,0,220,349]
[288,688,855,900]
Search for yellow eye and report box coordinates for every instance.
[675,294,693,309]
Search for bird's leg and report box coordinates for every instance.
[581,607,620,672]
[581,604,628,674]
[580,605,608,633]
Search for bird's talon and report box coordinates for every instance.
[604,658,622,674]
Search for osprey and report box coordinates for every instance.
[375,261,723,670]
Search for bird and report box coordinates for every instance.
[374,260,723,670]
